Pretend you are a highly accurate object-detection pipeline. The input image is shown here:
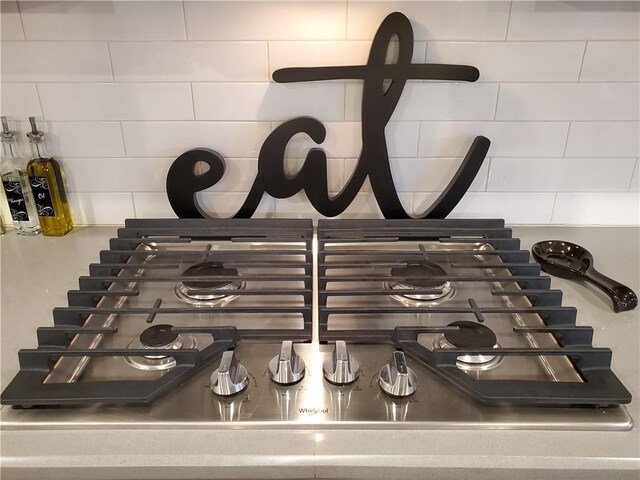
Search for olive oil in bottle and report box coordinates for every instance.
[1,116,41,235]
[26,117,73,236]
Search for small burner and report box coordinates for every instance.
[385,261,455,305]
[125,324,196,372]
[444,321,496,349]
[434,321,503,372]
[140,324,178,348]
[174,261,245,306]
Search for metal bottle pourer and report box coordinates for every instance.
[1,116,16,142]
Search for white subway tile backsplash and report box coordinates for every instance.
[508,1,640,40]
[346,83,499,121]
[270,41,370,73]
[198,192,276,219]
[496,83,639,121]
[345,157,488,193]
[133,192,275,219]
[275,191,413,220]
[0,83,42,119]
[1,1,637,225]
[38,83,193,121]
[418,122,570,158]
[68,192,135,225]
[552,193,640,225]
[339,192,414,219]
[184,1,346,41]
[19,1,186,40]
[193,83,345,121]
[122,122,271,158]
[1,42,112,82]
[268,41,426,74]
[347,1,510,40]
[580,42,640,82]
[62,158,172,193]
[1,1,24,40]
[62,157,307,194]
[132,192,176,218]
[110,42,268,82]
[280,121,419,158]
[414,192,556,224]
[564,122,640,158]
[19,122,125,158]
[426,42,584,82]
[487,157,637,192]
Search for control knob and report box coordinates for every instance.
[210,350,249,396]
[323,340,360,385]
[268,341,306,385]
[378,351,417,398]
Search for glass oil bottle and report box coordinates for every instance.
[1,116,41,235]
[26,117,73,236]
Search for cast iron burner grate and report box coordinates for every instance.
[0,218,313,406]
[316,218,631,407]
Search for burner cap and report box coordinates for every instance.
[444,321,497,349]
[181,261,238,289]
[390,261,448,289]
[140,324,178,347]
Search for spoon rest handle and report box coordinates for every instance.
[583,268,638,313]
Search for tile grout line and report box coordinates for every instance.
[577,41,588,81]
[549,192,559,223]
[628,158,639,191]
[119,122,127,157]
[504,0,514,41]
[484,157,492,191]
[344,0,349,41]
[6,80,639,85]
[33,82,45,121]
[189,83,196,120]
[561,123,572,157]
[181,0,188,40]
[106,42,115,82]
[492,83,501,120]
[15,0,27,40]
[6,38,640,44]
[266,41,271,81]
[130,192,138,219]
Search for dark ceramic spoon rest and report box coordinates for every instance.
[532,240,638,313]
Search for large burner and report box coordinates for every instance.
[433,321,503,372]
[385,261,455,305]
[174,261,245,306]
[125,324,197,371]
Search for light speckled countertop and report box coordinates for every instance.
[1,225,639,480]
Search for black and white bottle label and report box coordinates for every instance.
[30,176,56,217]
[2,180,30,221]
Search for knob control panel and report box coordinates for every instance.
[210,350,249,396]
[323,340,360,385]
[378,351,417,398]
[268,341,306,385]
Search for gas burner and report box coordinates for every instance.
[174,261,245,306]
[433,321,503,372]
[125,324,197,371]
[385,261,455,306]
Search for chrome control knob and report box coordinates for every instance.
[323,340,360,385]
[378,351,417,398]
[268,341,306,385]
[210,350,249,396]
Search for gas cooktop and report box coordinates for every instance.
[0,218,633,431]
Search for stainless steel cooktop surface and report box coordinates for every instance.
[0,219,633,431]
